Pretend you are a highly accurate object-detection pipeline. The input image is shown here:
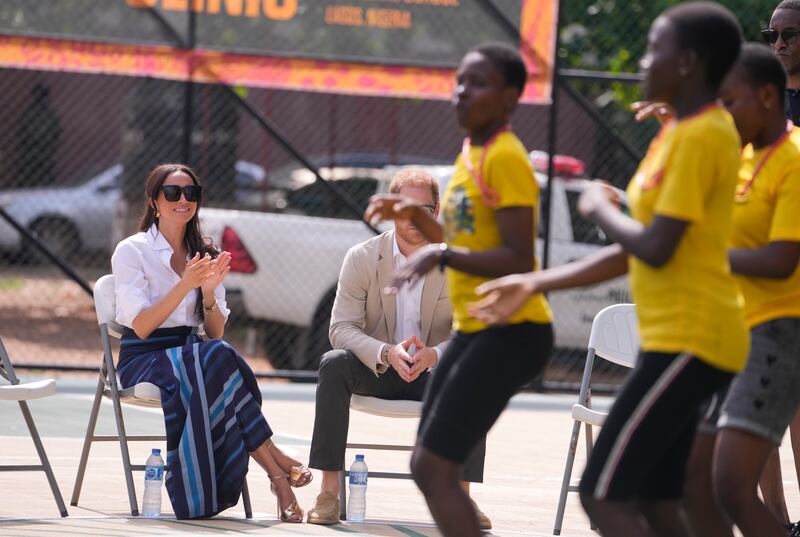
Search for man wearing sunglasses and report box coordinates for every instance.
[765,1,800,125]
[306,168,489,528]
[758,5,800,535]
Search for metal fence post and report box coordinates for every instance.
[542,0,564,270]
[182,3,196,165]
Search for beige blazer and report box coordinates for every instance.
[329,230,453,375]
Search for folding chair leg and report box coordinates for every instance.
[109,387,140,516]
[553,419,582,536]
[585,391,595,455]
[97,326,141,517]
[18,400,68,517]
[242,477,253,519]
[584,423,597,532]
[584,423,594,455]
[339,467,347,520]
[71,375,105,507]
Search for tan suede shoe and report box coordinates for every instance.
[470,498,492,531]
[307,491,340,525]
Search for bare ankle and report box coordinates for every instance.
[320,471,340,495]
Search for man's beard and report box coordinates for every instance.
[396,227,427,246]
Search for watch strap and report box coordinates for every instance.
[438,243,452,271]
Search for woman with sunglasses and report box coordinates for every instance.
[111,164,310,522]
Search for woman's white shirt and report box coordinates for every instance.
[111,225,230,329]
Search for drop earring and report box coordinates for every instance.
[156,208,160,218]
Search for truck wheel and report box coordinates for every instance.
[295,289,336,370]
[261,321,301,370]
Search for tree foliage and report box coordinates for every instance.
[555,1,781,185]
[560,0,779,74]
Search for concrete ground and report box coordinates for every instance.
[1,378,798,536]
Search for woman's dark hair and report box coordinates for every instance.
[663,2,743,91]
[471,42,528,94]
[138,163,219,319]
[736,42,788,108]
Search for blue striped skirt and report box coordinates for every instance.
[118,327,271,519]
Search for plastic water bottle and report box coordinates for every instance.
[347,454,368,522]
[142,448,164,518]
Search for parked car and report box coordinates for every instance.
[0,161,266,262]
[199,157,630,369]
[265,152,451,191]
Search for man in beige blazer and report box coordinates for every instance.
[307,169,489,527]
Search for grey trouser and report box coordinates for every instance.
[309,349,487,482]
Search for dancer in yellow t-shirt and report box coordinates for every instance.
[365,43,553,537]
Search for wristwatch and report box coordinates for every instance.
[438,242,453,272]
[203,301,219,315]
[381,344,391,366]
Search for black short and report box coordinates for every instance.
[579,352,732,501]
[417,322,553,464]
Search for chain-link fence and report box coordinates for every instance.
[0,0,782,389]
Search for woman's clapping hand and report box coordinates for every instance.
[181,251,231,292]
[181,252,214,289]
[201,251,231,294]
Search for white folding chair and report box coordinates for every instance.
[0,337,68,517]
[70,274,252,518]
[553,303,638,536]
[337,395,423,520]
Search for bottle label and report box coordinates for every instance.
[145,465,164,481]
[349,471,368,486]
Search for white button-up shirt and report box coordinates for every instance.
[111,224,230,329]
[393,238,425,348]
[375,237,440,365]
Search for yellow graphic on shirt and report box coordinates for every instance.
[443,186,475,242]
[442,130,552,333]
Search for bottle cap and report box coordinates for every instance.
[152,448,161,455]
[355,454,364,461]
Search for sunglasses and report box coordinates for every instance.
[761,28,800,45]
[160,184,202,202]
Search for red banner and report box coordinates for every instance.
[0,0,557,103]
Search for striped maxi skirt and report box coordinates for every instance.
[118,327,271,519]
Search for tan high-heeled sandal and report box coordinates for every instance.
[288,465,313,488]
[263,439,313,488]
[269,474,303,523]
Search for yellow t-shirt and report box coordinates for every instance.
[626,103,748,373]
[731,126,800,327]
[442,130,552,333]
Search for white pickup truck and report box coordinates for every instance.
[200,163,630,369]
